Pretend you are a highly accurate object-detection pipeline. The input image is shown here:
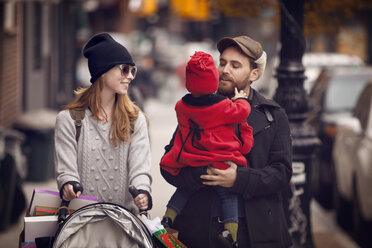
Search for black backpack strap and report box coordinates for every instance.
[68,109,86,142]
[235,106,274,140]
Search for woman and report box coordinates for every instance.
[54,33,152,213]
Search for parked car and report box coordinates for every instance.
[332,81,372,246]
[253,52,364,99]
[302,53,364,93]
[307,66,372,209]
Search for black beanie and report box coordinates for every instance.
[83,33,135,83]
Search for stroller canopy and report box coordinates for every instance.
[53,203,154,248]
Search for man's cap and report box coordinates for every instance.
[217,35,263,60]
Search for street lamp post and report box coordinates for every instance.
[273,0,320,247]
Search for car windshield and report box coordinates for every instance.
[325,75,370,113]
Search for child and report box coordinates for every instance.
[160,51,253,247]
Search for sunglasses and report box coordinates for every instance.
[118,64,137,79]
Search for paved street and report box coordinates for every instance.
[0,97,360,248]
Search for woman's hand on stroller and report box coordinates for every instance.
[134,193,149,210]
[129,186,153,212]
[62,183,82,201]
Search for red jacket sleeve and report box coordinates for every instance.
[222,98,251,125]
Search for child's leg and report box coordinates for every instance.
[164,188,195,224]
[215,186,239,243]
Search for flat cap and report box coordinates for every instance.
[217,35,263,60]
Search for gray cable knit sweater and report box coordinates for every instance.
[54,109,152,213]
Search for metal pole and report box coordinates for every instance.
[274,0,320,247]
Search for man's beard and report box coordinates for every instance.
[217,85,234,98]
[218,76,235,98]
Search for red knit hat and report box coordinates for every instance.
[186,51,219,95]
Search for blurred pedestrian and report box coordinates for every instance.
[54,33,152,213]
[161,36,292,248]
[160,51,254,248]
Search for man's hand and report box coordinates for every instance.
[62,183,81,201]
[200,161,237,188]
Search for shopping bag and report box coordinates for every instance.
[153,229,187,248]
[140,215,187,248]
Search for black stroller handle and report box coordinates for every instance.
[58,182,83,224]
[128,185,148,217]
[128,185,141,198]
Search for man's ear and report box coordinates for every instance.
[249,68,260,82]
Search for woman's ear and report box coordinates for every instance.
[249,68,260,82]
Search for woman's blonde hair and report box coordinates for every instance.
[64,79,140,146]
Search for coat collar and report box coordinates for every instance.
[182,93,227,106]
[247,88,281,135]
[249,88,281,110]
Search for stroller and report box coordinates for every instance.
[32,185,155,248]
[52,202,154,248]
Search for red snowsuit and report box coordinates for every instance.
[160,94,254,176]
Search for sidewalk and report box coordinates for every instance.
[311,200,359,248]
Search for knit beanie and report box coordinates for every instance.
[83,33,135,83]
[186,51,219,95]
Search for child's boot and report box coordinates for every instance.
[218,222,238,248]
[161,208,177,228]
[218,230,238,248]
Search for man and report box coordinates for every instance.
[161,35,293,248]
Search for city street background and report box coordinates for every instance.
[1,1,372,247]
